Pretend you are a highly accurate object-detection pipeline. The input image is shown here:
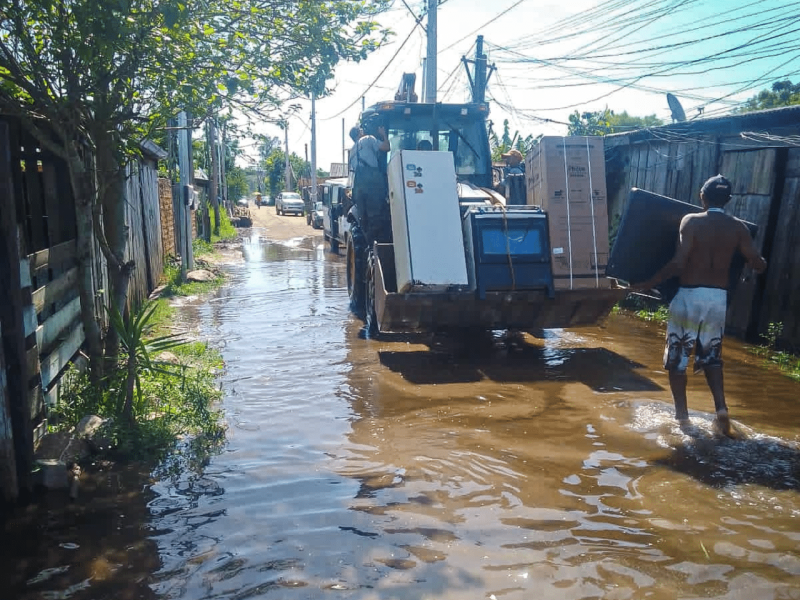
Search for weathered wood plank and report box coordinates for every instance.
[35,297,81,355]
[32,419,47,450]
[0,328,19,503]
[726,192,773,336]
[28,384,43,422]
[141,166,164,291]
[41,161,64,247]
[25,346,39,382]
[31,267,78,315]
[39,322,85,391]
[785,148,800,178]
[19,257,31,289]
[20,130,49,252]
[22,304,38,339]
[652,142,669,195]
[759,176,800,340]
[0,121,34,495]
[28,239,77,274]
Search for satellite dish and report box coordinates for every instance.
[667,93,687,122]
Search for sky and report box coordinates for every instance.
[237,0,800,173]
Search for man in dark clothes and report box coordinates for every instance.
[635,175,767,436]
[352,121,390,245]
[497,149,526,205]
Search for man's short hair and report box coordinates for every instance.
[701,174,732,205]
[349,126,360,143]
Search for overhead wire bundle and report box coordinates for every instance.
[476,0,800,122]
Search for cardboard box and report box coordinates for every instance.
[526,136,609,289]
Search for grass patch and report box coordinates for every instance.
[613,294,670,325]
[750,322,800,381]
[161,260,225,298]
[634,305,670,324]
[49,305,226,462]
[211,208,237,243]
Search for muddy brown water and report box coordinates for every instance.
[4,230,800,600]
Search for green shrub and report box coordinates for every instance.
[49,304,225,462]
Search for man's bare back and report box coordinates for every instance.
[678,211,765,289]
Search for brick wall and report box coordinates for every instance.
[158,178,175,256]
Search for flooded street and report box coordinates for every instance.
[5,220,800,600]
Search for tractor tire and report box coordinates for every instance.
[346,233,366,318]
[364,248,379,338]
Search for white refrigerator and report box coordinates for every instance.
[388,150,469,293]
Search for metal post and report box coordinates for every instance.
[311,91,318,205]
[342,118,346,165]
[425,0,437,103]
[284,122,291,192]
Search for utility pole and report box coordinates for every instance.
[220,121,228,210]
[474,35,488,104]
[425,0,438,103]
[342,118,345,166]
[209,118,220,237]
[177,111,194,277]
[463,35,494,104]
[311,91,318,206]
[284,122,291,192]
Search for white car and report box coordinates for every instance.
[276,191,304,216]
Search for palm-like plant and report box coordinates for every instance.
[106,303,186,425]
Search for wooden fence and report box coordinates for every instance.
[0,117,171,504]
[0,326,17,504]
[125,152,166,310]
[605,106,800,344]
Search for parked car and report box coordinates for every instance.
[276,191,304,216]
[310,201,324,229]
[320,177,351,254]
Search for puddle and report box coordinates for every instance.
[3,229,800,599]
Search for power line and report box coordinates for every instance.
[439,0,528,54]
[400,0,426,30]
[320,22,422,121]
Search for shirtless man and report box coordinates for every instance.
[635,175,767,435]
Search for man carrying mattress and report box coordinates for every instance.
[635,175,767,436]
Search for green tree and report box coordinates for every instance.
[608,111,663,131]
[490,119,541,162]
[226,167,250,203]
[264,149,309,198]
[568,108,662,136]
[0,0,390,379]
[739,80,800,112]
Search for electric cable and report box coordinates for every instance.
[439,0,527,54]
[320,21,422,121]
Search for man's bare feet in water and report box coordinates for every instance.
[713,409,734,438]
[678,418,697,436]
